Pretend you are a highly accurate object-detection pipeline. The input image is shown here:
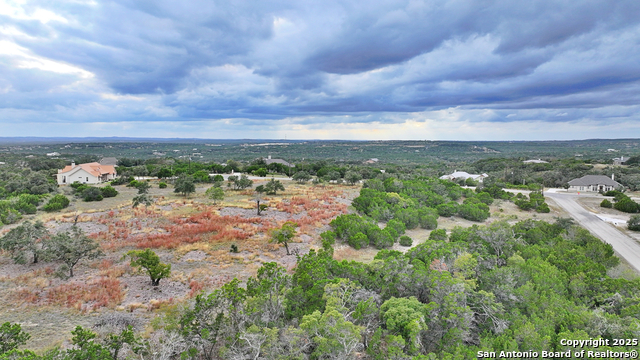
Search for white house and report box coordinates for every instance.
[523,159,548,164]
[56,162,117,185]
[439,171,488,183]
[613,156,628,166]
[567,175,621,192]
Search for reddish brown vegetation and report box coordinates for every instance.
[88,189,349,250]
[16,277,124,311]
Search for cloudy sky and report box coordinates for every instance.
[1,0,640,140]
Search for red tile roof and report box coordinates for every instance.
[59,162,116,177]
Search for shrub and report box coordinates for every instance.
[600,199,613,208]
[476,192,494,205]
[82,187,103,202]
[604,189,623,197]
[614,198,639,213]
[0,322,31,354]
[74,184,90,195]
[386,219,406,236]
[399,235,412,246]
[419,215,438,230]
[100,186,118,198]
[111,176,134,186]
[44,194,70,212]
[369,228,394,249]
[536,203,550,213]
[429,229,448,241]
[159,182,167,189]
[436,202,458,217]
[515,199,533,211]
[348,232,369,250]
[458,203,490,222]
[70,181,83,190]
[628,215,640,231]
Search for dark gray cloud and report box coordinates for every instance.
[1,0,640,138]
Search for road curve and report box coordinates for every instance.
[546,192,640,273]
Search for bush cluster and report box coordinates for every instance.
[43,194,70,212]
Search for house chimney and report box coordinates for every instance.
[612,173,615,181]
[268,155,271,160]
[71,162,75,167]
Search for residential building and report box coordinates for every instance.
[99,157,118,166]
[613,156,628,166]
[265,155,294,168]
[56,162,117,185]
[567,175,621,192]
[439,171,488,183]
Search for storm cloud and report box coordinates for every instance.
[1,0,640,139]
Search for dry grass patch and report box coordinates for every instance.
[14,277,124,312]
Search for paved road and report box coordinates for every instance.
[210,174,293,181]
[546,192,640,272]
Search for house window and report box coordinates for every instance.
[86,177,89,182]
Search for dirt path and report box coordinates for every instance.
[546,191,640,273]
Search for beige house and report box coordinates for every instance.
[567,175,621,192]
[57,162,117,185]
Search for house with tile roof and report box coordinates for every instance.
[567,175,621,192]
[56,162,117,185]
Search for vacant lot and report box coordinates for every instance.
[0,180,585,351]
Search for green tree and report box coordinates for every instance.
[345,171,362,185]
[43,226,104,278]
[132,194,152,208]
[135,181,151,194]
[246,262,290,326]
[156,168,173,179]
[67,326,111,360]
[228,175,253,190]
[254,191,268,216]
[380,297,432,354]
[0,221,49,264]
[270,221,297,255]
[292,171,311,184]
[236,175,253,190]
[205,186,224,205]
[0,322,30,355]
[264,178,285,195]
[132,181,152,208]
[300,306,364,359]
[174,175,196,197]
[253,168,268,177]
[126,249,171,286]
[103,326,142,360]
[628,214,640,231]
